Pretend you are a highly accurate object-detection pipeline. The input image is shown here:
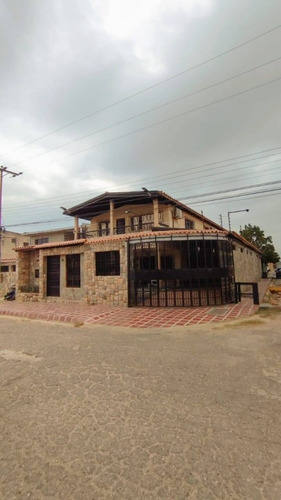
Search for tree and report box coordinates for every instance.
[240,224,280,264]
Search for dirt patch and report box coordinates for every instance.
[0,349,42,362]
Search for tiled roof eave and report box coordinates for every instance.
[85,229,228,245]
[15,239,86,252]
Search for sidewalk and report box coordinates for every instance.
[0,280,270,328]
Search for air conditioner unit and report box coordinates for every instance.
[173,207,183,218]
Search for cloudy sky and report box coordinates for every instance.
[1,0,281,254]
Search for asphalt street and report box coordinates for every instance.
[1,315,281,499]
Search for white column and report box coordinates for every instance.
[110,200,114,235]
[153,198,159,226]
[74,216,79,239]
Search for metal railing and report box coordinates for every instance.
[85,223,155,238]
[235,282,259,305]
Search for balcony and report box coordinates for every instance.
[85,223,160,239]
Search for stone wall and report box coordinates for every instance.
[16,241,128,306]
[40,246,85,302]
[85,240,128,306]
[0,270,16,297]
[232,243,262,282]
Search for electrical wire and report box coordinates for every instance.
[6,56,281,169]
[188,187,281,205]
[2,23,281,161]
[14,75,281,172]
[4,187,281,229]
[6,153,281,214]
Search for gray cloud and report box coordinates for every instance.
[1,0,281,254]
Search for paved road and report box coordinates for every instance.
[1,315,281,499]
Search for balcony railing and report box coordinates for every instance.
[85,223,156,239]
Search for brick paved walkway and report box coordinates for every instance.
[0,280,270,328]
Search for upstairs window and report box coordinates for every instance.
[96,251,120,276]
[35,237,49,245]
[185,219,194,229]
[66,254,81,287]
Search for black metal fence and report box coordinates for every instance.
[128,237,235,307]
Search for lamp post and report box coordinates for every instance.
[227,209,249,231]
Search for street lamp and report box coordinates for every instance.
[227,209,249,231]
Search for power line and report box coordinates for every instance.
[4,187,281,230]
[0,167,23,267]
[188,187,281,205]
[179,179,281,200]
[3,146,281,211]
[7,56,281,169]
[4,160,281,218]
[2,23,281,162]
[12,74,281,173]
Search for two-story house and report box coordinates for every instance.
[15,190,262,307]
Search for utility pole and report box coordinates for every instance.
[0,167,23,272]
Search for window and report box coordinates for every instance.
[240,248,244,253]
[64,231,74,241]
[12,238,17,244]
[185,219,194,229]
[96,251,120,276]
[99,221,110,236]
[12,265,16,272]
[35,269,39,278]
[0,265,9,272]
[23,242,29,247]
[66,254,81,287]
[35,237,49,245]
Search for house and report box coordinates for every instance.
[0,226,88,296]
[15,190,262,307]
[0,230,30,295]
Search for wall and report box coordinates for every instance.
[40,246,85,302]
[1,231,30,260]
[89,202,205,234]
[17,241,128,306]
[85,240,128,306]
[232,243,262,282]
[0,264,16,297]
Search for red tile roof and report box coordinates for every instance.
[15,239,86,251]
[85,229,228,244]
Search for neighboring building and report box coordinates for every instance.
[0,227,88,296]
[0,230,30,295]
[15,190,262,307]
[25,226,88,246]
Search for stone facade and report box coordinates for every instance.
[232,242,262,282]
[15,229,262,307]
[84,240,128,306]
[16,240,128,306]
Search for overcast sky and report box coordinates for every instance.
[1,0,281,255]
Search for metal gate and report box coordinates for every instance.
[128,237,235,307]
[47,256,60,296]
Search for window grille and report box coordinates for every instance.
[66,254,81,287]
[35,237,49,245]
[96,251,120,276]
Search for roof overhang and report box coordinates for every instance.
[63,190,223,230]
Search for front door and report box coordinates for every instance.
[47,256,60,296]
